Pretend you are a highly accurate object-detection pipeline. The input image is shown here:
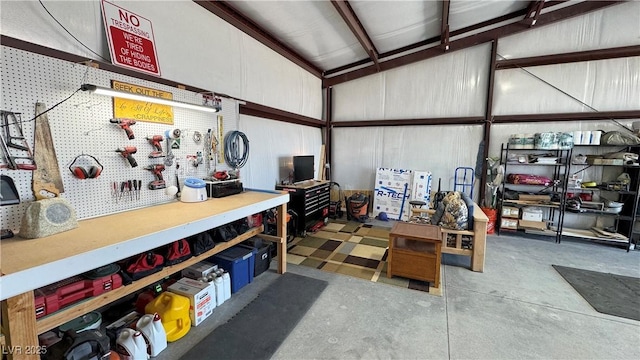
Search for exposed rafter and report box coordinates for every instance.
[194,0,322,78]
[496,45,640,69]
[493,110,640,123]
[330,0,380,70]
[441,0,451,51]
[331,116,484,128]
[324,3,567,77]
[323,1,622,87]
[239,102,325,128]
[524,0,546,26]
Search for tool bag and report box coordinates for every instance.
[345,193,369,222]
[210,224,238,242]
[187,231,215,256]
[164,238,192,266]
[42,329,111,360]
[125,251,165,281]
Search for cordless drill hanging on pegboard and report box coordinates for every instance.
[116,146,138,167]
[110,118,136,139]
[146,135,164,158]
[144,164,166,190]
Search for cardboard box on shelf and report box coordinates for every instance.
[501,206,519,218]
[522,207,543,222]
[182,261,218,280]
[500,218,518,230]
[168,278,215,326]
[518,220,547,231]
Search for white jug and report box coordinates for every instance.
[222,271,231,300]
[136,313,167,357]
[117,328,149,360]
[214,276,224,306]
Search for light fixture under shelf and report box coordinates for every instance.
[81,84,221,113]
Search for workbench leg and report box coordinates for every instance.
[276,202,287,274]
[2,292,40,360]
[471,220,487,272]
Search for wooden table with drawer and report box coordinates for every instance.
[387,222,443,288]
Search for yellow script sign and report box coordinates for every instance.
[112,80,174,124]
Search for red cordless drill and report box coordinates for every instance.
[110,118,136,139]
[144,164,166,190]
[146,135,164,158]
[116,146,138,167]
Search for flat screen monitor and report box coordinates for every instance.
[293,155,314,183]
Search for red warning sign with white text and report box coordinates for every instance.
[101,0,161,76]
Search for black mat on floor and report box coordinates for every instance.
[180,272,328,360]
[553,265,640,321]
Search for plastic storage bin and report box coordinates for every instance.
[239,242,272,277]
[210,246,255,293]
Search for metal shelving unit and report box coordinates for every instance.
[564,145,640,251]
[498,143,571,243]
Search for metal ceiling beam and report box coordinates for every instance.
[239,102,325,128]
[323,1,621,87]
[330,0,380,69]
[194,0,322,78]
[324,3,556,77]
[493,110,640,123]
[496,45,640,69]
[524,0,546,26]
[331,116,485,128]
[441,0,451,51]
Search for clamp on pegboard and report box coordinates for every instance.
[201,93,222,112]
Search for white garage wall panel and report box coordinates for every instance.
[497,1,640,59]
[332,125,484,198]
[0,0,322,119]
[332,44,490,121]
[494,56,640,115]
[238,115,323,191]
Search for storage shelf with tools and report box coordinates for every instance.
[563,144,640,250]
[497,143,571,243]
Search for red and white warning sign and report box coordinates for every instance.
[101,0,161,76]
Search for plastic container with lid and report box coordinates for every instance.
[522,207,543,222]
[180,177,207,203]
[144,292,191,342]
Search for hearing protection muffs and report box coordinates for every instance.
[69,154,103,179]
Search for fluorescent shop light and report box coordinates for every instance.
[81,84,221,113]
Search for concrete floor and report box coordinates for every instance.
[158,231,640,360]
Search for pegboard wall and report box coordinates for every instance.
[1,46,239,231]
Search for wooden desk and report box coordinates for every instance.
[0,190,289,360]
[387,222,443,288]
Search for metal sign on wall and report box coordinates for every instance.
[112,80,174,124]
[101,0,161,76]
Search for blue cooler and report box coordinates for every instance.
[211,246,255,293]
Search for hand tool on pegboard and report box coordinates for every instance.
[0,110,37,170]
[110,118,136,139]
[146,135,165,158]
[32,102,64,199]
[144,164,166,190]
[116,146,138,167]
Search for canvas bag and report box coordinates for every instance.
[125,251,164,281]
[43,329,111,360]
[165,238,192,265]
[187,231,215,256]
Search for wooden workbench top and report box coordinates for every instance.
[0,190,288,300]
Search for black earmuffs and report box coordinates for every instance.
[69,154,104,179]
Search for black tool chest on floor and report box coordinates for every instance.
[276,180,330,236]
